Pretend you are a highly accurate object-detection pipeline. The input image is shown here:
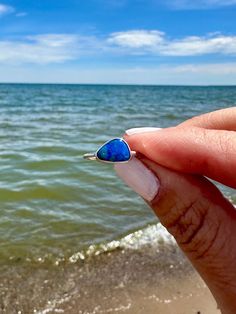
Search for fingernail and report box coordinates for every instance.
[114,157,160,202]
[125,127,162,136]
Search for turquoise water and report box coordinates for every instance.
[0,84,235,265]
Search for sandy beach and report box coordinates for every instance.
[0,241,219,314]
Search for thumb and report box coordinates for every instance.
[115,157,236,313]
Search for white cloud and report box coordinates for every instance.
[165,0,236,9]
[108,30,236,56]
[0,34,104,64]
[0,3,14,16]
[0,34,79,64]
[1,30,236,65]
[108,30,165,48]
[27,34,77,48]
[160,35,236,56]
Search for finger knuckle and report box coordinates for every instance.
[165,198,221,260]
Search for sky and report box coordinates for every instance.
[0,0,236,84]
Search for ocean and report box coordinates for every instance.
[0,84,235,312]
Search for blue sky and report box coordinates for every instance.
[0,0,236,84]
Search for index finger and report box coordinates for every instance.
[179,107,236,131]
[124,126,236,188]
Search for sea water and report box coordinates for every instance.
[0,84,235,265]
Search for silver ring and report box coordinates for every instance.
[83,138,136,164]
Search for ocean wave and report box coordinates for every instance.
[68,223,176,264]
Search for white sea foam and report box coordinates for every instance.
[119,223,175,249]
[69,223,176,263]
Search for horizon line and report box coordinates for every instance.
[0,82,236,87]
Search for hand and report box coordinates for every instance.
[115,107,236,314]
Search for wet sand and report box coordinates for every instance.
[0,242,219,314]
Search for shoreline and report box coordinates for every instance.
[0,241,219,313]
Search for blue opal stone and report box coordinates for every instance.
[97,139,131,162]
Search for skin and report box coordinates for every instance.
[124,107,236,314]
